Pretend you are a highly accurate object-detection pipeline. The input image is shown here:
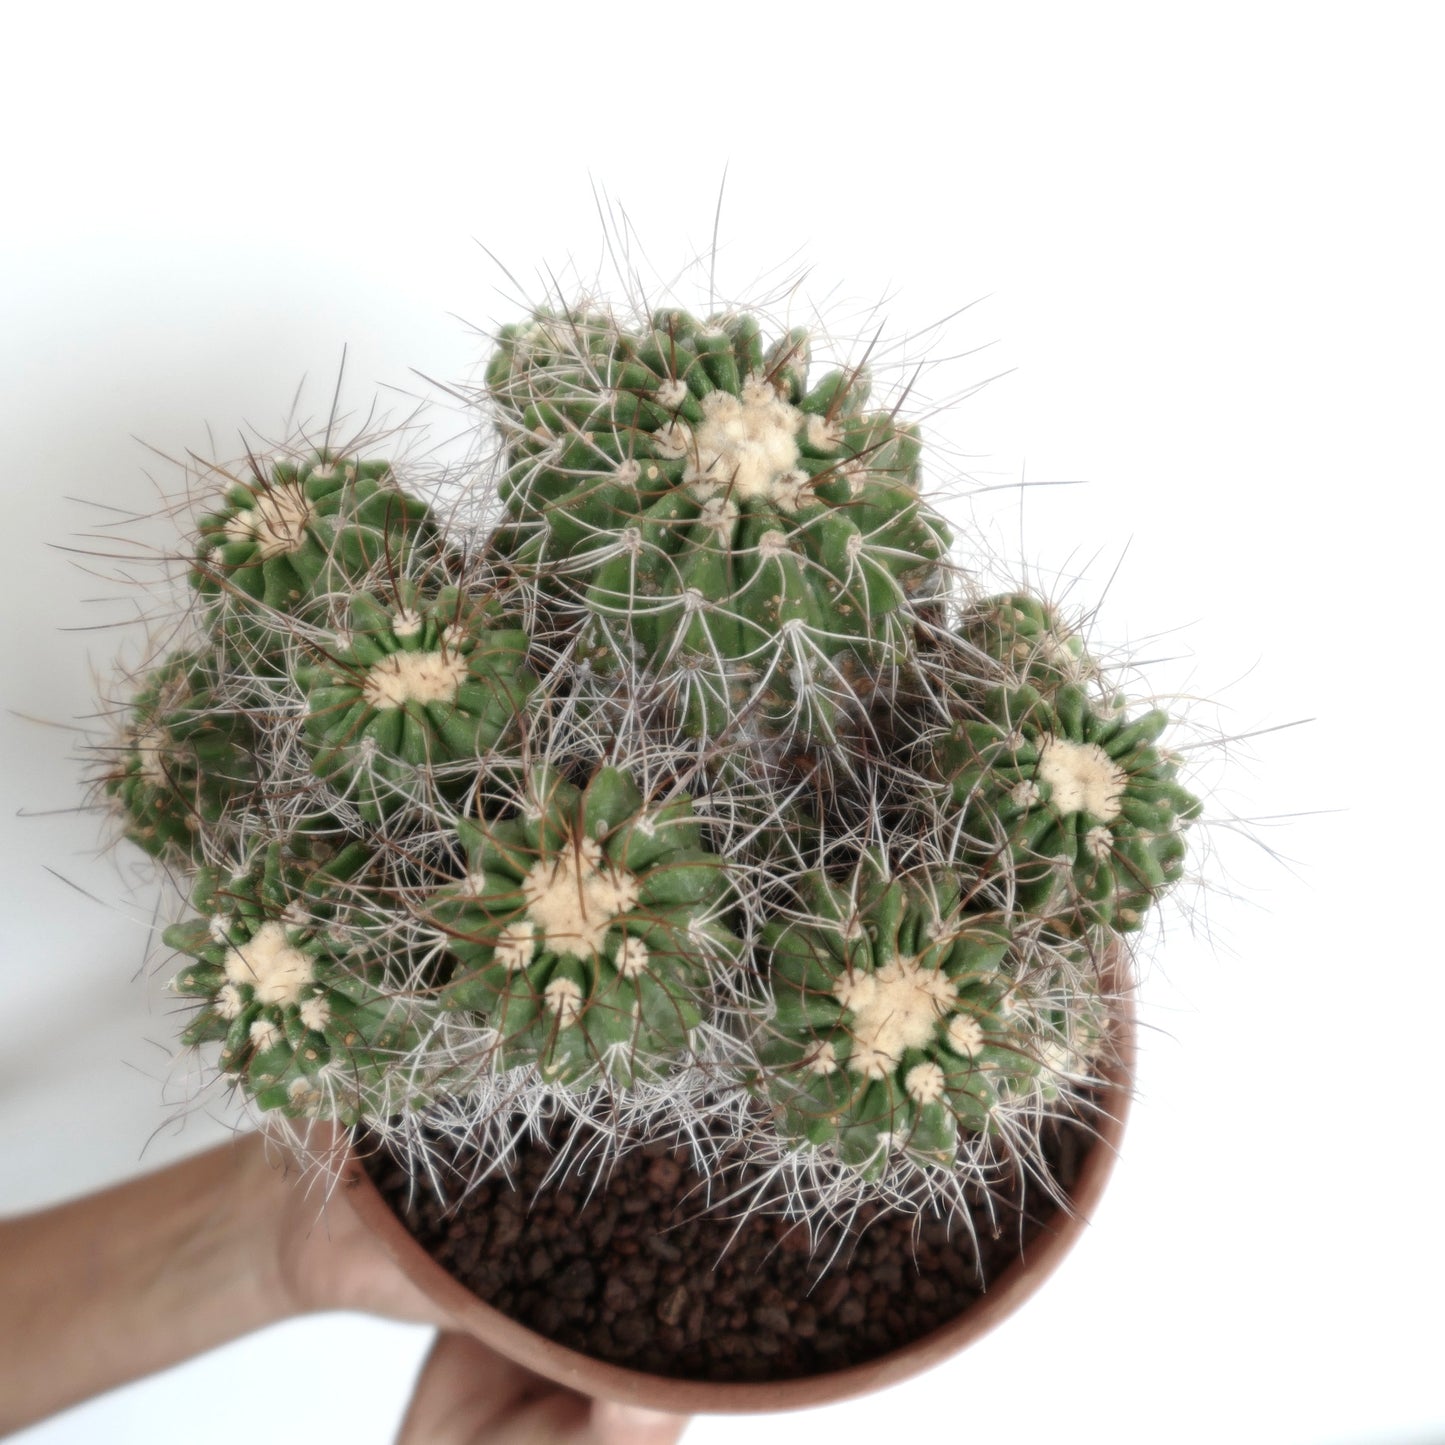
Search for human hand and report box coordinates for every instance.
[397,1333,688,1444]
[269,1132,688,1443]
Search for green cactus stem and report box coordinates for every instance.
[936,681,1200,930]
[191,451,436,628]
[487,307,949,739]
[757,869,1052,1177]
[298,582,535,822]
[104,650,258,861]
[432,765,735,1086]
[958,592,1095,690]
[164,841,430,1121]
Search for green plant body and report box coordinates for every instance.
[298,581,535,822]
[958,592,1094,690]
[935,681,1200,930]
[432,766,735,1086]
[104,650,258,862]
[191,451,436,631]
[94,284,1206,1226]
[756,868,1047,1177]
[164,842,428,1121]
[488,308,950,739]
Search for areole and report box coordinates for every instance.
[334,992,1134,1416]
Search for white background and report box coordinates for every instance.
[2,3,1440,1442]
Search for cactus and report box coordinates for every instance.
[486,307,950,741]
[103,650,258,862]
[192,450,437,638]
[298,581,535,822]
[756,867,1040,1177]
[958,591,1095,691]
[933,680,1200,931]
[431,765,736,1085]
[163,841,432,1122]
[93,280,1204,1245]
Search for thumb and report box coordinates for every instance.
[590,1399,690,1443]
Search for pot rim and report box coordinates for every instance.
[332,992,1135,1415]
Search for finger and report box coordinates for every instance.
[590,1399,691,1444]
[396,1331,559,1444]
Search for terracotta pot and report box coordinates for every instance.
[339,995,1135,1415]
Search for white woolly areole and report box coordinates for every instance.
[248,1017,282,1051]
[298,994,331,1031]
[905,1060,947,1105]
[544,975,585,1023]
[655,377,689,408]
[699,495,740,537]
[756,529,791,561]
[216,982,246,1020]
[1036,736,1127,821]
[614,936,649,979]
[521,837,640,957]
[1085,824,1114,861]
[805,1039,839,1075]
[652,422,690,460]
[833,957,957,1079]
[1039,1039,1076,1075]
[361,650,469,709]
[838,459,867,497]
[771,471,813,512]
[223,921,314,1006]
[1011,779,1043,810]
[946,1014,985,1058]
[224,482,314,558]
[683,387,803,504]
[494,920,538,972]
[806,413,844,453]
[391,607,423,638]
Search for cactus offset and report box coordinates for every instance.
[298,581,535,822]
[756,867,1038,1177]
[103,650,259,863]
[164,842,433,1122]
[192,450,438,640]
[487,307,949,742]
[933,680,1199,932]
[432,765,735,1086]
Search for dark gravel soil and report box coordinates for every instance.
[362,1112,1096,1383]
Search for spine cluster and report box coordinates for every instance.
[95,301,1201,1223]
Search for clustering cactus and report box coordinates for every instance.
[93,289,1201,1238]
